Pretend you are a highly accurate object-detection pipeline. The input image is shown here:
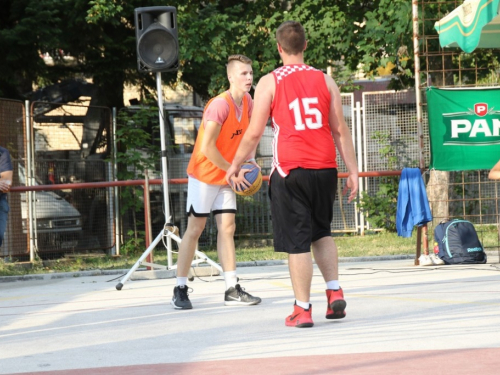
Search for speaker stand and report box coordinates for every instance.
[116,72,222,291]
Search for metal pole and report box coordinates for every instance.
[106,161,115,256]
[361,93,369,231]
[112,107,120,256]
[144,171,152,249]
[413,0,425,170]
[355,100,365,235]
[413,0,424,265]
[24,101,35,262]
[156,72,174,268]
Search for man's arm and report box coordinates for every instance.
[489,159,500,180]
[226,74,274,184]
[201,119,257,189]
[325,74,359,203]
[200,120,232,172]
[242,95,260,168]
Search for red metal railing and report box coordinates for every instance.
[10,170,404,248]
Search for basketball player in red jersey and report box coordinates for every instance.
[227,21,358,327]
[171,54,261,310]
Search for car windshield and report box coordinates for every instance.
[18,165,43,185]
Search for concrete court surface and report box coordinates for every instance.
[1,257,500,375]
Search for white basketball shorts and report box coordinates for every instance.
[186,176,237,217]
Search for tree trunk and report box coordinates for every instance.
[426,170,449,229]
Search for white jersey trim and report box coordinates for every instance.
[271,118,288,178]
[273,64,319,85]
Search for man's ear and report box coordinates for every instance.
[277,43,283,54]
[304,40,308,51]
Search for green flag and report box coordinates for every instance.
[427,87,500,171]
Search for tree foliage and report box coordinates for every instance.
[4,0,494,108]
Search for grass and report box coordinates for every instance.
[1,226,498,277]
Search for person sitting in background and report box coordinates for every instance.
[0,146,13,248]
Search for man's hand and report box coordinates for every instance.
[0,179,11,193]
[342,173,358,203]
[226,163,251,191]
[246,158,261,171]
[231,171,251,192]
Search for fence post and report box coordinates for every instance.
[356,101,365,235]
[106,161,115,256]
[25,100,36,262]
[112,107,121,256]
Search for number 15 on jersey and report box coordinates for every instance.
[289,97,323,131]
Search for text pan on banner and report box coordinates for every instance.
[427,87,500,171]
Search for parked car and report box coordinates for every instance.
[18,165,82,252]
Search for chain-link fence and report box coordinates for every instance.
[30,101,114,258]
[425,170,500,253]
[361,89,425,229]
[426,170,499,225]
[2,86,499,259]
[1,99,115,259]
[414,0,500,253]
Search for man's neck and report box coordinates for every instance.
[228,88,244,106]
[281,54,304,66]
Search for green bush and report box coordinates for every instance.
[358,177,399,232]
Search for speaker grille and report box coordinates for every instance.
[138,24,178,71]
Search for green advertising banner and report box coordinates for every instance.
[427,87,500,171]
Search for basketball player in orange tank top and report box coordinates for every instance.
[171,55,262,310]
[227,21,359,327]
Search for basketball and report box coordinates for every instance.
[231,163,262,196]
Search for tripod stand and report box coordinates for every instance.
[116,72,222,291]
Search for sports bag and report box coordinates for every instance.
[433,219,487,265]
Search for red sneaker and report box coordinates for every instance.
[285,303,314,328]
[326,288,347,319]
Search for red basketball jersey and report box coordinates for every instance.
[270,64,337,177]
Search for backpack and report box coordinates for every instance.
[434,219,487,265]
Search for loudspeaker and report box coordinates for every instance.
[134,6,179,73]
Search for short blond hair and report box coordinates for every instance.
[227,54,252,73]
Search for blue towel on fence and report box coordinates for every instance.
[396,168,432,238]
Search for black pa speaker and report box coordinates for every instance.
[134,6,179,73]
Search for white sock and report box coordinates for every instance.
[295,299,310,310]
[223,270,237,290]
[326,280,340,290]
[176,277,188,287]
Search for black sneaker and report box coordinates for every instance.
[224,284,261,306]
[171,285,193,310]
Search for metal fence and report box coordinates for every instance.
[1,99,115,259]
[414,0,500,254]
[426,170,500,225]
[1,92,499,260]
[30,101,114,258]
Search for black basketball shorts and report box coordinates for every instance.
[269,168,338,254]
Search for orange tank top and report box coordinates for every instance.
[187,91,250,185]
